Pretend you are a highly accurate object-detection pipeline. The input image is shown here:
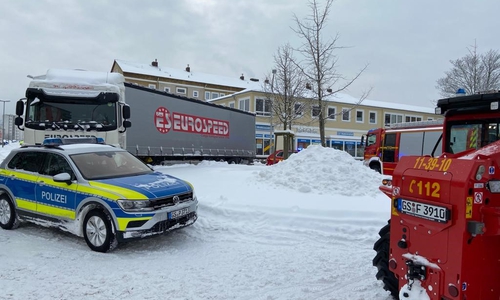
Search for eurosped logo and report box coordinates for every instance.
[154,107,229,137]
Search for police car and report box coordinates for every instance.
[0,137,198,252]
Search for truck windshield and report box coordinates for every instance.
[447,119,500,154]
[366,133,377,147]
[25,98,117,131]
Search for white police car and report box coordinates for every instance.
[0,137,198,252]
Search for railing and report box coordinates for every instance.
[388,119,444,129]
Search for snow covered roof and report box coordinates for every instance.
[212,87,436,114]
[113,59,262,90]
[115,59,435,114]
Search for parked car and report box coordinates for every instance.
[0,137,198,252]
[266,150,297,165]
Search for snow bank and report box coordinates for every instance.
[257,145,385,197]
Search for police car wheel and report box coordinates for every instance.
[0,196,17,230]
[83,210,114,253]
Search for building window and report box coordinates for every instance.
[311,105,321,118]
[228,101,235,108]
[176,87,186,94]
[220,93,225,97]
[205,92,211,100]
[193,90,199,98]
[212,92,220,99]
[239,98,250,111]
[148,84,156,89]
[327,106,336,120]
[384,113,403,125]
[405,115,423,122]
[294,103,304,116]
[369,111,377,124]
[255,98,271,116]
[356,109,364,123]
[342,108,351,122]
[164,87,170,93]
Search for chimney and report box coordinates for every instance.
[186,64,191,72]
[306,83,311,90]
[152,59,158,67]
[240,74,244,80]
[327,88,332,93]
[264,79,270,84]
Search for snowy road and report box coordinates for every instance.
[0,147,394,300]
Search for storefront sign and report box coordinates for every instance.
[337,131,354,136]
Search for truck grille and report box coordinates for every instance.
[150,192,193,210]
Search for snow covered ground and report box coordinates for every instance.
[0,144,399,300]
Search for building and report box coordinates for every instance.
[2,114,23,142]
[111,59,260,101]
[111,59,439,160]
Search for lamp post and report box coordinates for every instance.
[269,69,277,156]
[0,100,10,147]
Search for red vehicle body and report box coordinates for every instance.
[266,150,296,165]
[363,120,443,175]
[373,92,500,300]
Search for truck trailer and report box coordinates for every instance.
[14,69,256,164]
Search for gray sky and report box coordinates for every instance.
[1,0,499,114]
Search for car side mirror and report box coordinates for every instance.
[53,172,73,185]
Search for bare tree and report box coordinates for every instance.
[436,43,500,96]
[262,44,307,131]
[292,0,368,146]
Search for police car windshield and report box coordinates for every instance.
[70,150,152,180]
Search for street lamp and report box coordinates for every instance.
[0,100,10,147]
[269,69,277,155]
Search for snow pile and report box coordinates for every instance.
[399,280,431,300]
[257,145,385,197]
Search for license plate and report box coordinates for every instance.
[397,199,450,223]
[170,208,189,219]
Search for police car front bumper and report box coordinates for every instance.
[117,200,198,241]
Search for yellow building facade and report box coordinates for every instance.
[111,59,439,160]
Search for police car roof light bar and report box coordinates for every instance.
[42,137,105,146]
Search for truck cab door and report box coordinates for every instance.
[382,133,397,163]
[35,153,77,220]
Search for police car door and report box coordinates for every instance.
[35,153,77,220]
[2,151,45,214]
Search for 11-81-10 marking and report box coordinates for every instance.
[414,157,452,171]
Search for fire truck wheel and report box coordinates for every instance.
[373,220,399,299]
[370,164,381,174]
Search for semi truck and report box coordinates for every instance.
[373,91,500,299]
[14,69,256,164]
[362,120,443,175]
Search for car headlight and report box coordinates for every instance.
[117,199,154,212]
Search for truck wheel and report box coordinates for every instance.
[370,164,381,174]
[373,220,399,299]
[83,209,117,253]
[0,195,19,230]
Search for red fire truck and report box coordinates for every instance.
[373,91,500,299]
[363,120,443,175]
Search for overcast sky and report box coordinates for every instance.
[1,0,499,114]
